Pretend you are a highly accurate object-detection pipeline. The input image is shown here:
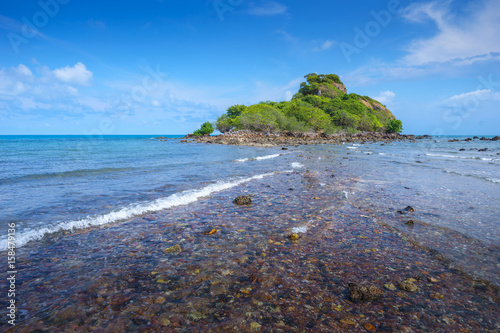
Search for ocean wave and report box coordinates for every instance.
[0,172,277,251]
[444,170,500,184]
[234,154,281,163]
[426,153,499,161]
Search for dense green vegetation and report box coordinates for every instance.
[193,121,214,136]
[385,119,403,133]
[212,73,402,135]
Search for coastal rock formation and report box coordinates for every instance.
[183,130,422,147]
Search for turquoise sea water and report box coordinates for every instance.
[0,135,290,250]
[0,135,498,284]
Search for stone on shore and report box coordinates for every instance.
[234,195,252,205]
[348,283,384,301]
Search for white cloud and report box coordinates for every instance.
[14,64,33,77]
[53,62,93,86]
[313,40,336,52]
[447,89,500,103]
[373,91,396,105]
[402,0,500,65]
[247,1,288,16]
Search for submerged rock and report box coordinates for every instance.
[348,283,384,301]
[234,195,252,205]
[384,283,396,291]
[164,244,182,254]
[288,233,300,241]
[398,279,419,292]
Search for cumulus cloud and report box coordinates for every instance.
[53,62,93,86]
[374,91,396,105]
[247,1,288,16]
[0,64,35,96]
[401,0,500,65]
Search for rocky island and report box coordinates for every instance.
[185,73,412,146]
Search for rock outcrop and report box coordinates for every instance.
[181,130,424,147]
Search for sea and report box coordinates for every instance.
[0,135,499,285]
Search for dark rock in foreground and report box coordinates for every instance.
[348,283,384,301]
[233,195,252,205]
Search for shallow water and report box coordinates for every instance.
[0,135,292,250]
[0,136,499,331]
[310,137,500,286]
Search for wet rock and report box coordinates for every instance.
[492,136,500,141]
[288,233,300,241]
[164,244,182,254]
[459,148,466,151]
[478,148,488,152]
[348,283,384,301]
[398,279,419,292]
[234,195,252,205]
[405,220,414,226]
[282,147,288,150]
[187,310,206,321]
[404,206,415,212]
[250,321,262,331]
[384,283,396,291]
[203,228,217,235]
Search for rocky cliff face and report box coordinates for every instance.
[333,82,347,94]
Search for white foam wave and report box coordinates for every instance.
[487,178,500,183]
[234,154,280,162]
[292,226,308,233]
[0,172,276,251]
[255,154,280,160]
[426,153,499,161]
[291,162,303,169]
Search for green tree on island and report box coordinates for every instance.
[385,119,403,133]
[210,73,402,135]
[193,122,214,136]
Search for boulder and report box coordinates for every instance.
[233,195,252,205]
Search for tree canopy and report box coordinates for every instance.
[211,73,402,135]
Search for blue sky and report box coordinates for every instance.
[0,0,499,135]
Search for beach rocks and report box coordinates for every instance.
[288,233,300,240]
[164,244,182,254]
[348,283,384,301]
[398,279,419,292]
[234,195,252,205]
[397,206,414,214]
[185,130,420,147]
[384,283,397,291]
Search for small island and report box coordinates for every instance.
[186,74,409,146]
